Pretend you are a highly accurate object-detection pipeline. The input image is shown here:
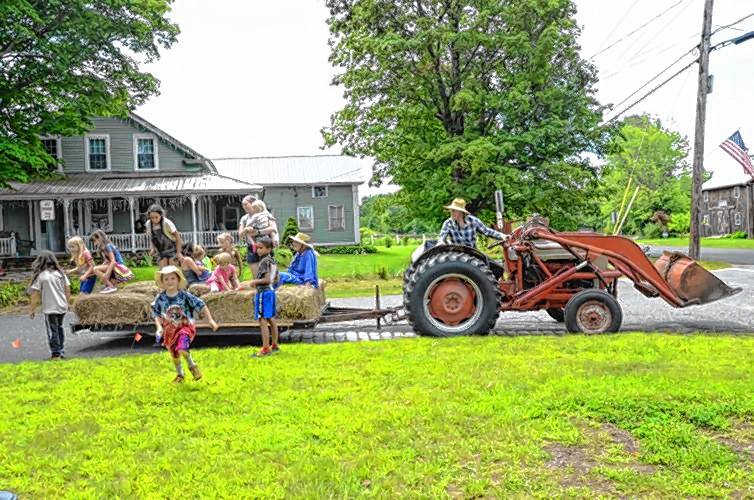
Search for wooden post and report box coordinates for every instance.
[690,0,714,260]
[375,285,381,331]
[62,199,70,240]
[190,194,198,245]
[128,197,136,252]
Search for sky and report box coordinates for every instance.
[136,1,754,195]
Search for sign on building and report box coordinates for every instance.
[40,200,55,221]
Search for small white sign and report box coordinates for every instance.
[40,200,55,221]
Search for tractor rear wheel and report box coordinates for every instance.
[404,252,499,337]
[564,290,622,334]
[546,308,565,323]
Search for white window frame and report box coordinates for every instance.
[703,214,710,225]
[133,133,159,171]
[735,212,742,226]
[85,199,113,233]
[41,135,63,172]
[328,204,345,231]
[297,206,314,230]
[718,199,728,208]
[85,134,111,172]
[703,191,709,202]
[734,186,741,199]
[312,185,329,199]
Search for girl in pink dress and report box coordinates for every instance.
[206,252,240,292]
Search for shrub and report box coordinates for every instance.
[401,235,411,246]
[377,266,388,280]
[317,245,378,255]
[641,222,663,239]
[721,231,748,239]
[282,217,299,245]
[0,282,27,309]
[275,246,293,267]
[383,236,393,248]
[667,212,691,235]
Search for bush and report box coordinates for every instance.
[282,217,299,245]
[721,231,748,239]
[275,246,293,267]
[401,235,412,246]
[667,212,691,235]
[383,236,393,248]
[377,266,388,280]
[0,282,27,309]
[641,222,663,239]
[317,245,378,255]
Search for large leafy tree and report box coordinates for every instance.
[360,192,433,234]
[598,115,690,236]
[323,0,606,230]
[0,0,179,185]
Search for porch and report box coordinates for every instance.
[0,173,259,257]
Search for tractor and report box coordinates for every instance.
[403,198,740,337]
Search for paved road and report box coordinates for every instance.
[647,245,754,265]
[2,268,753,363]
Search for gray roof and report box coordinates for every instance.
[212,155,368,186]
[127,112,217,174]
[0,173,261,200]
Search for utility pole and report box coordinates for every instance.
[689,0,714,260]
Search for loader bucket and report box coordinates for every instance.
[654,251,741,306]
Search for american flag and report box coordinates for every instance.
[720,131,754,177]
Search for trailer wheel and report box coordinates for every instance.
[564,290,622,334]
[404,252,499,337]
[546,308,565,323]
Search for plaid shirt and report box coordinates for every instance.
[439,215,506,248]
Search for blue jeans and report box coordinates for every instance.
[45,313,65,356]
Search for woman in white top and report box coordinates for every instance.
[239,199,279,277]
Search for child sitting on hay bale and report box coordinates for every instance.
[90,230,134,294]
[248,237,280,357]
[206,252,241,292]
[216,232,243,279]
[153,266,218,384]
[180,243,211,285]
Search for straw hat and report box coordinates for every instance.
[154,265,188,290]
[445,198,469,214]
[289,232,314,249]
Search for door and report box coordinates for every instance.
[41,203,66,252]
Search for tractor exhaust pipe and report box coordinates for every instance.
[494,190,505,231]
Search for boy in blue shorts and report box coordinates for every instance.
[250,237,279,357]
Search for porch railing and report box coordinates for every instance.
[0,236,17,257]
[81,231,243,253]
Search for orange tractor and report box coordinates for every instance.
[403,198,741,337]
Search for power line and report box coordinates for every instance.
[711,12,754,35]
[588,0,689,60]
[604,59,697,125]
[610,46,696,111]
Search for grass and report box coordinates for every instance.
[2,334,754,497]
[639,237,754,250]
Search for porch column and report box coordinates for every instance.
[128,196,136,252]
[63,199,71,240]
[190,194,198,245]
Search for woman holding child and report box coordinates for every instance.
[238,196,279,277]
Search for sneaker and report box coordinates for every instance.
[189,364,202,381]
[253,348,272,358]
[172,374,185,384]
[270,344,280,353]
[100,286,117,294]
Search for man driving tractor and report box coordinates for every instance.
[438,198,508,248]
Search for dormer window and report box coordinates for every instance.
[41,136,62,171]
[85,134,111,171]
[134,134,159,170]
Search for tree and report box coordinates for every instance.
[360,192,433,234]
[598,115,691,236]
[0,0,179,185]
[323,0,606,230]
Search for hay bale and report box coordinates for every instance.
[73,292,152,326]
[201,286,325,323]
[203,291,255,323]
[122,281,160,297]
[188,283,211,297]
[276,286,324,320]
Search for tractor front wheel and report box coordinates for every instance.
[564,290,622,334]
[404,252,499,337]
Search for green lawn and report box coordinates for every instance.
[639,237,754,250]
[2,334,754,497]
